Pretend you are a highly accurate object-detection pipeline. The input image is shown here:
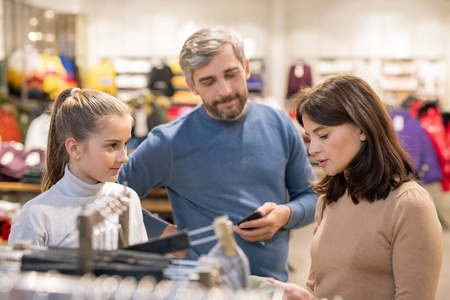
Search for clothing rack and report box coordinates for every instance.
[78,186,131,274]
[5,212,254,291]
[0,270,284,299]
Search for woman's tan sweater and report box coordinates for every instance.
[306,181,442,300]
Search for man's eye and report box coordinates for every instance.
[225,72,237,78]
[202,80,214,86]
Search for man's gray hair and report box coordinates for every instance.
[179,26,247,84]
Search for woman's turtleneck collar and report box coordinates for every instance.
[56,165,105,198]
[198,99,250,127]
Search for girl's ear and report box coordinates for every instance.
[66,138,81,160]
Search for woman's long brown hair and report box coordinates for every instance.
[295,74,415,204]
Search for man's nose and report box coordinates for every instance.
[217,79,232,97]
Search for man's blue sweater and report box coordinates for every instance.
[119,100,317,281]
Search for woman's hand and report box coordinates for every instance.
[267,278,316,300]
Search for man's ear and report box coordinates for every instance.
[66,138,81,160]
[186,79,198,95]
[245,59,251,80]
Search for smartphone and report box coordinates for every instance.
[237,211,262,230]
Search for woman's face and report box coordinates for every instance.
[302,116,366,176]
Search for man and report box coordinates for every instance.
[118,26,317,281]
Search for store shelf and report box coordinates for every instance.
[0,182,42,192]
[0,183,171,214]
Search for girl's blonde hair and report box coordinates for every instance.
[41,88,131,192]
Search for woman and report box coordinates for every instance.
[269,74,442,300]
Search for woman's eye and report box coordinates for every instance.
[319,134,328,140]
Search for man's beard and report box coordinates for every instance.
[204,93,247,120]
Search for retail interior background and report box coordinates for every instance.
[3,0,450,110]
[1,0,450,296]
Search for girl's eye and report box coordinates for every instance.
[110,143,117,149]
[319,134,328,140]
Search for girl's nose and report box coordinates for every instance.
[118,148,129,163]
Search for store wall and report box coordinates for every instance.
[25,0,450,109]
[285,0,450,108]
[0,0,4,60]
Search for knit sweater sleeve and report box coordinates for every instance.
[126,187,149,245]
[118,126,172,198]
[390,187,442,299]
[8,196,49,247]
[305,196,326,293]
[283,114,318,229]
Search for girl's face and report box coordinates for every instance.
[71,116,132,184]
[302,116,366,176]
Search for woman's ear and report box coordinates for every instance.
[360,131,367,142]
[66,138,81,160]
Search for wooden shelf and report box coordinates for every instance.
[0,182,42,192]
[141,198,172,213]
[0,182,172,213]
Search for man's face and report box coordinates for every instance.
[187,43,250,120]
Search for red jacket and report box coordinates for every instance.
[417,103,450,191]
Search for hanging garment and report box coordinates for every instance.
[6,47,46,99]
[87,60,117,95]
[416,103,450,191]
[40,53,68,99]
[416,60,446,101]
[59,55,79,88]
[0,110,21,143]
[286,61,312,99]
[388,108,442,184]
[0,142,45,182]
[24,112,51,152]
[206,242,250,291]
[149,62,174,97]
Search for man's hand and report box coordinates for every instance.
[233,202,291,242]
[161,224,188,259]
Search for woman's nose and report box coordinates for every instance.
[308,140,319,155]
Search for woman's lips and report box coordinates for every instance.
[317,159,327,167]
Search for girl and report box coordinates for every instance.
[9,88,150,250]
[269,74,442,300]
